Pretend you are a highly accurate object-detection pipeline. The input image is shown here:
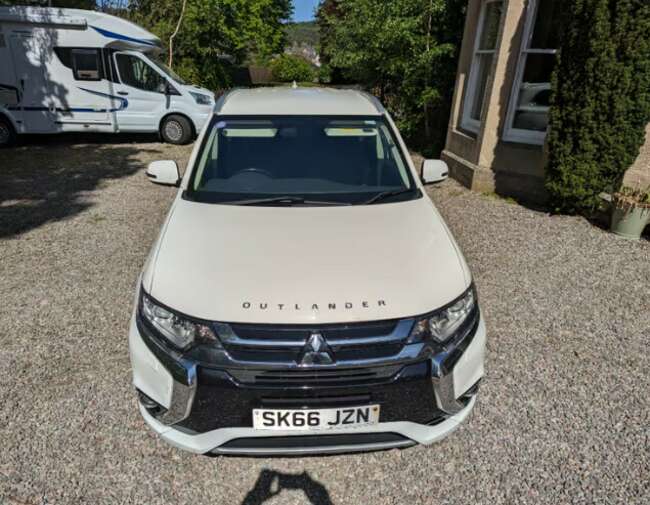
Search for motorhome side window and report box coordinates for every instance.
[115,54,166,93]
[72,49,102,80]
[54,48,103,81]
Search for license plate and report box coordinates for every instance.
[253,405,380,431]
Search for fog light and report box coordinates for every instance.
[137,389,165,414]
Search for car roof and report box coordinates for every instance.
[217,87,384,116]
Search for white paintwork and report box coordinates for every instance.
[146,197,470,324]
[0,6,213,138]
[146,160,180,186]
[219,87,383,116]
[129,313,173,408]
[421,159,449,184]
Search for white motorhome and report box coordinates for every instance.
[0,6,214,146]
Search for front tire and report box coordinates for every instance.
[160,115,193,145]
[0,116,16,148]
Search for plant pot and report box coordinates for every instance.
[610,204,650,239]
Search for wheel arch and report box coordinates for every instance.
[159,112,196,138]
[0,109,19,134]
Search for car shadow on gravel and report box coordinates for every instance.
[241,469,333,505]
[0,141,159,238]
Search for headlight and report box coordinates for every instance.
[408,287,477,344]
[189,91,212,105]
[140,291,220,350]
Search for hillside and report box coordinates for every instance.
[285,21,320,48]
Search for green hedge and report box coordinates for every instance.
[270,54,316,83]
[545,0,650,214]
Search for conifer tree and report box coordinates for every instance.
[545,0,650,214]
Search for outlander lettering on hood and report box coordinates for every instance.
[242,300,387,311]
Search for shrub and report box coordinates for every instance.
[317,0,466,156]
[545,0,650,214]
[270,54,316,82]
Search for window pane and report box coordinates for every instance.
[469,53,493,121]
[116,54,166,92]
[191,117,413,202]
[479,1,503,50]
[530,0,560,49]
[72,49,100,80]
[512,53,554,131]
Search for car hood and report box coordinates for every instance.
[145,196,471,324]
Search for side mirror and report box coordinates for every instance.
[146,160,180,186]
[420,159,449,184]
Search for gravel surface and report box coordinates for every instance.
[1,137,648,505]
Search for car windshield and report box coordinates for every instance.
[186,115,419,205]
[149,57,187,85]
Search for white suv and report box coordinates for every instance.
[129,87,486,455]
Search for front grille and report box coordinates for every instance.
[259,394,372,408]
[229,364,403,387]
[176,361,441,433]
[230,319,399,342]
[217,318,414,366]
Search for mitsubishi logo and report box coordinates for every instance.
[298,333,334,366]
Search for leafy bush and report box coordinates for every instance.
[545,0,650,214]
[318,0,466,156]
[270,54,316,82]
[128,0,292,90]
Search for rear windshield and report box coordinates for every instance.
[185,115,419,205]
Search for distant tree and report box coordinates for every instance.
[545,0,650,214]
[317,0,346,83]
[129,0,292,90]
[318,0,466,156]
[285,20,319,48]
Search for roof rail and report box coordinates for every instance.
[359,91,386,114]
[213,88,247,114]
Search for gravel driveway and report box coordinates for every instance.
[1,137,648,505]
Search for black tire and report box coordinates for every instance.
[0,116,16,148]
[160,114,193,145]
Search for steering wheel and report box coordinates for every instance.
[233,167,273,178]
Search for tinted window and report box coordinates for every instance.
[115,54,166,92]
[55,47,104,81]
[187,116,417,205]
[71,49,102,81]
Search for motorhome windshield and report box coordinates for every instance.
[149,57,187,85]
[186,116,419,206]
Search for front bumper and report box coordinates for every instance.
[129,313,486,455]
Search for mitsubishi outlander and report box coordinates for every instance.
[129,87,486,455]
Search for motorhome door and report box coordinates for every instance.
[112,51,167,131]
[9,33,54,133]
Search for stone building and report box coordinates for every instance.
[441,0,649,204]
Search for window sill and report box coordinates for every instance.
[501,130,546,146]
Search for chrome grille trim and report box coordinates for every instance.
[216,319,414,348]
[215,342,427,369]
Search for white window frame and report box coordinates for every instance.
[502,0,558,145]
[460,0,503,134]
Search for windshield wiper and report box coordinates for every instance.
[361,188,418,205]
[225,196,352,206]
